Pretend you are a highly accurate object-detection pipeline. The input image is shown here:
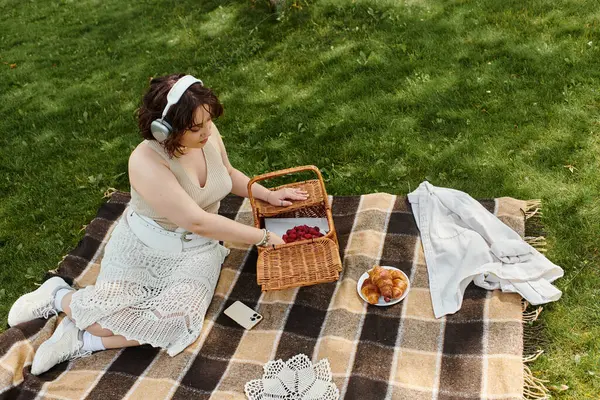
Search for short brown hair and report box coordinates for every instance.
[137,74,224,158]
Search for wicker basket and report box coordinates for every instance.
[248,165,343,291]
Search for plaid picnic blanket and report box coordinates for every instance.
[0,191,535,400]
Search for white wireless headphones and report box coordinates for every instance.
[150,75,204,143]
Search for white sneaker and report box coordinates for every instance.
[8,277,72,327]
[31,317,90,375]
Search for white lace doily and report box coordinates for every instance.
[244,354,339,400]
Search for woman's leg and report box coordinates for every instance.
[62,291,142,346]
[61,290,75,317]
[82,323,114,337]
[61,291,114,336]
[31,317,140,376]
[101,335,140,349]
[32,298,141,376]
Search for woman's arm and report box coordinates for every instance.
[212,125,308,205]
[230,168,271,201]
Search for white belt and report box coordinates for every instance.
[125,207,213,253]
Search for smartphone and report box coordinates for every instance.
[224,301,263,330]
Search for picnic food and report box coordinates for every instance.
[360,278,380,304]
[369,266,393,301]
[390,269,408,298]
[361,266,408,304]
[282,225,325,243]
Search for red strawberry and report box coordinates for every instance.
[303,234,312,239]
[283,234,289,242]
[286,229,294,236]
[314,227,320,233]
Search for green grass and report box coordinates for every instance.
[1,0,599,397]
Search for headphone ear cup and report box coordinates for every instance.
[150,119,173,143]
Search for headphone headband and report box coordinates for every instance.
[161,75,203,120]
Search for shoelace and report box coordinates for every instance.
[69,349,93,361]
[33,304,58,320]
[58,339,92,364]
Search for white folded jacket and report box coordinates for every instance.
[408,181,563,318]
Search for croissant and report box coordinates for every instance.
[390,270,408,299]
[390,269,403,281]
[369,266,394,302]
[361,278,380,304]
[391,286,403,299]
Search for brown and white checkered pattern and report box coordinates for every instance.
[0,192,527,399]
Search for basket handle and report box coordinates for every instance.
[247,165,324,204]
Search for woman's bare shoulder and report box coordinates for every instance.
[128,141,177,198]
[129,141,169,168]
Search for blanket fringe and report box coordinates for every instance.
[523,364,550,400]
[522,199,550,399]
[524,236,547,253]
[524,200,542,219]
[522,299,551,400]
[523,306,543,323]
[103,187,117,199]
[523,199,546,244]
[46,254,69,275]
[523,350,544,363]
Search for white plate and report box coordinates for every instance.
[356,266,411,307]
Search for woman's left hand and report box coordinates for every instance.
[267,188,309,207]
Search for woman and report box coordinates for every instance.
[8,74,307,375]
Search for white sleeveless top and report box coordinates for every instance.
[129,135,233,231]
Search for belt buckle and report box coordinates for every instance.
[181,231,193,242]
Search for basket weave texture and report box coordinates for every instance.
[248,166,343,291]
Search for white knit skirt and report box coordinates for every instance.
[70,215,230,356]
